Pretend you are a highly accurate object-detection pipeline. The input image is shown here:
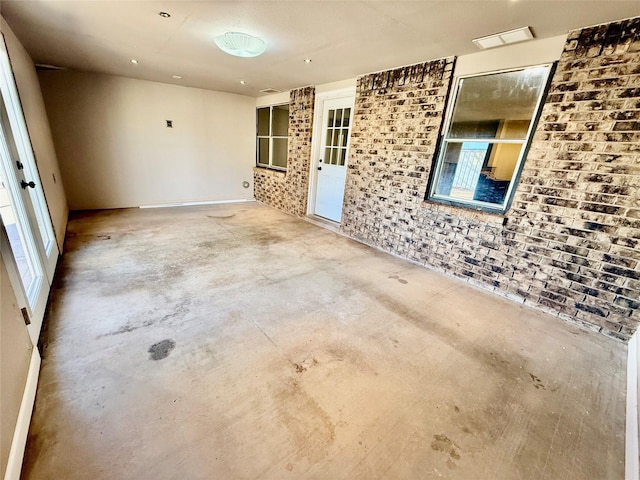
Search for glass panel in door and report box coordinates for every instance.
[1,87,57,280]
[0,172,38,293]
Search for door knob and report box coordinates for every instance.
[318,166,322,171]
[21,180,36,189]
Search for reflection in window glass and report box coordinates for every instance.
[257,138,269,165]
[327,109,335,128]
[338,148,346,166]
[323,107,353,167]
[272,105,289,136]
[342,108,351,127]
[428,65,552,212]
[272,138,288,168]
[257,108,270,136]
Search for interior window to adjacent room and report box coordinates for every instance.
[427,65,552,213]
[256,104,289,170]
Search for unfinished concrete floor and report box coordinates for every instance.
[23,202,626,479]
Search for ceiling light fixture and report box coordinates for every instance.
[214,32,266,58]
[472,26,534,50]
[240,80,246,85]
[159,12,171,18]
[172,75,183,79]
[304,58,312,63]
[130,59,139,64]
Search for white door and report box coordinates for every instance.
[0,34,58,343]
[313,97,354,222]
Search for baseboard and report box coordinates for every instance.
[626,331,639,480]
[4,347,40,480]
[139,198,256,209]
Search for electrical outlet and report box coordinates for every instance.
[166,120,173,128]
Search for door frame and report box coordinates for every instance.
[307,86,356,222]
[0,34,58,282]
[0,33,59,343]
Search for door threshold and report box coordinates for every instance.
[304,214,341,233]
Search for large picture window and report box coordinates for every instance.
[427,65,552,213]
[257,104,289,170]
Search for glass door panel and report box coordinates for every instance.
[1,37,58,282]
[0,124,48,343]
[0,169,41,298]
[0,33,58,344]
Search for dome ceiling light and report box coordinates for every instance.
[214,32,266,58]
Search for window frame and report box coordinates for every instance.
[256,103,289,171]
[426,63,555,214]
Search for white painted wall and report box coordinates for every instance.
[256,90,290,108]
[0,21,60,478]
[256,79,359,109]
[0,250,33,479]
[1,18,68,250]
[454,34,567,76]
[38,71,256,210]
[256,35,567,109]
[316,78,357,94]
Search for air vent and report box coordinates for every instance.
[260,88,282,94]
[472,26,534,50]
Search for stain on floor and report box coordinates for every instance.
[21,203,627,480]
[273,378,336,464]
[529,373,546,390]
[388,274,408,284]
[431,434,461,469]
[148,339,176,360]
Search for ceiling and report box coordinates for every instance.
[2,1,639,97]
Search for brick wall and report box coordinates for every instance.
[341,58,456,252]
[341,17,640,341]
[508,17,640,340]
[254,86,315,216]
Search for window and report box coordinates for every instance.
[323,107,351,166]
[256,104,289,170]
[427,65,552,213]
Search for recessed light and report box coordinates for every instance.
[130,59,139,64]
[304,58,312,63]
[159,12,171,18]
[172,75,183,79]
[240,80,246,85]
